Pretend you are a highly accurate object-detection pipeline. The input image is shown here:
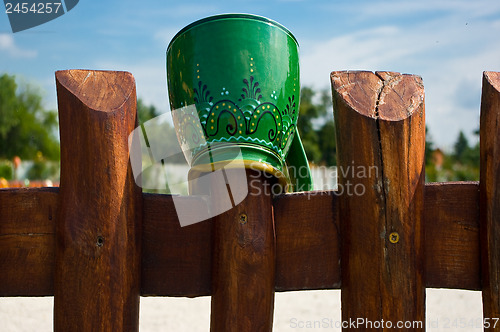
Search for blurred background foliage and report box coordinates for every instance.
[0,73,481,184]
[0,74,59,161]
[0,74,59,181]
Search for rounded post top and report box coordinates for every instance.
[331,70,424,122]
[55,70,135,112]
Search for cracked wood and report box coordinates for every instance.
[331,70,425,331]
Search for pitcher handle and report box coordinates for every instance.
[286,130,313,192]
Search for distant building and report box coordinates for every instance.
[432,148,445,170]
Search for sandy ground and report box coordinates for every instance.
[0,289,484,331]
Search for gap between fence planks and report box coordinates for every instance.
[0,182,480,297]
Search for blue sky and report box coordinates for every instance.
[1,0,499,148]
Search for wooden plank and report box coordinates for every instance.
[0,187,58,296]
[141,193,212,297]
[480,71,500,330]
[209,169,275,331]
[0,182,483,297]
[274,190,340,291]
[54,70,142,331]
[331,71,425,330]
[0,187,58,234]
[425,182,480,290]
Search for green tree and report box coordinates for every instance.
[428,129,480,182]
[462,130,480,167]
[298,87,336,165]
[297,87,322,163]
[453,130,469,163]
[424,126,438,182]
[0,74,59,160]
[424,126,434,166]
[318,119,337,165]
[137,98,160,124]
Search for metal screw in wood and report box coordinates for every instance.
[239,213,248,224]
[389,232,399,244]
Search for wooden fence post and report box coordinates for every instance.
[331,71,425,330]
[480,71,500,331]
[54,70,142,331]
[210,169,276,331]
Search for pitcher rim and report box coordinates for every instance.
[166,13,299,53]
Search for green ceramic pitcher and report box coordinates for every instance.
[166,13,312,191]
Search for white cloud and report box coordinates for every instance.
[320,0,500,22]
[97,12,500,148]
[299,12,500,148]
[88,1,500,149]
[0,33,37,58]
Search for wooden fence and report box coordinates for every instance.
[0,69,499,331]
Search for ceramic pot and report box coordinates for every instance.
[167,13,312,191]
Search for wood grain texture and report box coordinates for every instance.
[54,70,142,332]
[2,69,496,332]
[0,187,58,296]
[331,70,425,330]
[0,182,483,297]
[210,169,276,332]
[377,72,426,327]
[480,71,500,329]
[274,190,340,291]
[424,182,480,290]
[141,193,212,297]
